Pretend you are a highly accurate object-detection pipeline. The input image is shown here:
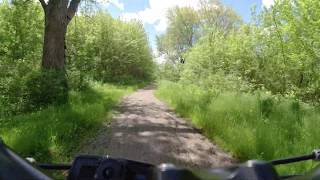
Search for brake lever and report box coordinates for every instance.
[313,149,320,161]
[271,149,320,166]
[38,163,71,170]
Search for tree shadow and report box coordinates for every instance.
[80,91,234,169]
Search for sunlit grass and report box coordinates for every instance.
[0,82,135,163]
[156,80,320,175]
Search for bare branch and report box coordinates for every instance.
[39,0,47,9]
[67,0,81,23]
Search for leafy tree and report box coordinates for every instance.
[157,7,199,64]
[199,0,242,33]
[67,12,154,85]
[0,1,154,116]
[0,0,43,116]
[159,0,320,103]
[157,0,241,82]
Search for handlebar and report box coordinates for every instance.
[271,149,320,165]
[1,139,320,180]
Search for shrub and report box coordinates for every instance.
[25,70,69,112]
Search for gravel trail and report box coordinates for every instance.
[80,86,233,168]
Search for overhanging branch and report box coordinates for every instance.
[39,0,47,9]
[67,0,81,22]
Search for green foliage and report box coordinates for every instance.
[0,0,43,61]
[159,0,320,103]
[157,0,242,80]
[0,1,154,171]
[156,1,320,174]
[179,0,320,103]
[67,12,155,85]
[157,81,320,174]
[156,62,182,82]
[199,0,242,32]
[25,70,69,111]
[0,1,154,116]
[0,0,43,116]
[0,2,154,177]
[0,83,134,162]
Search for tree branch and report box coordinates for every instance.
[67,0,81,23]
[39,0,47,9]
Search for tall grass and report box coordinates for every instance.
[0,82,134,163]
[156,80,320,174]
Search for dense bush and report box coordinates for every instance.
[0,0,43,116]
[67,12,155,85]
[159,0,320,103]
[25,70,69,111]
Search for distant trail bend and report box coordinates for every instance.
[80,86,233,168]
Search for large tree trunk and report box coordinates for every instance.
[42,17,67,69]
[40,0,80,69]
[32,0,80,107]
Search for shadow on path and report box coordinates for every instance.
[80,86,234,169]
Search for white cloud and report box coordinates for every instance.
[96,0,125,11]
[121,0,201,33]
[155,54,167,64]
[109,0,124,11]
[153,49,166,64]
[262,0,275,8]
[155,19,168,32]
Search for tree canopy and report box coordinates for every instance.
[159,0,320,104]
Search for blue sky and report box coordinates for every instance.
[103,0,274,52]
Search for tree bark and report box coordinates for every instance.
[35,0,81,106]
[42,18,67,69]
[40,0,80,69]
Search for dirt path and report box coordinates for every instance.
[80,86,233,168]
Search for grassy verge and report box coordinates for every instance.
[0,82,135,163]
[156,80,320,174]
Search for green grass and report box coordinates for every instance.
[0,82,135,163]
[156,80,320,175]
